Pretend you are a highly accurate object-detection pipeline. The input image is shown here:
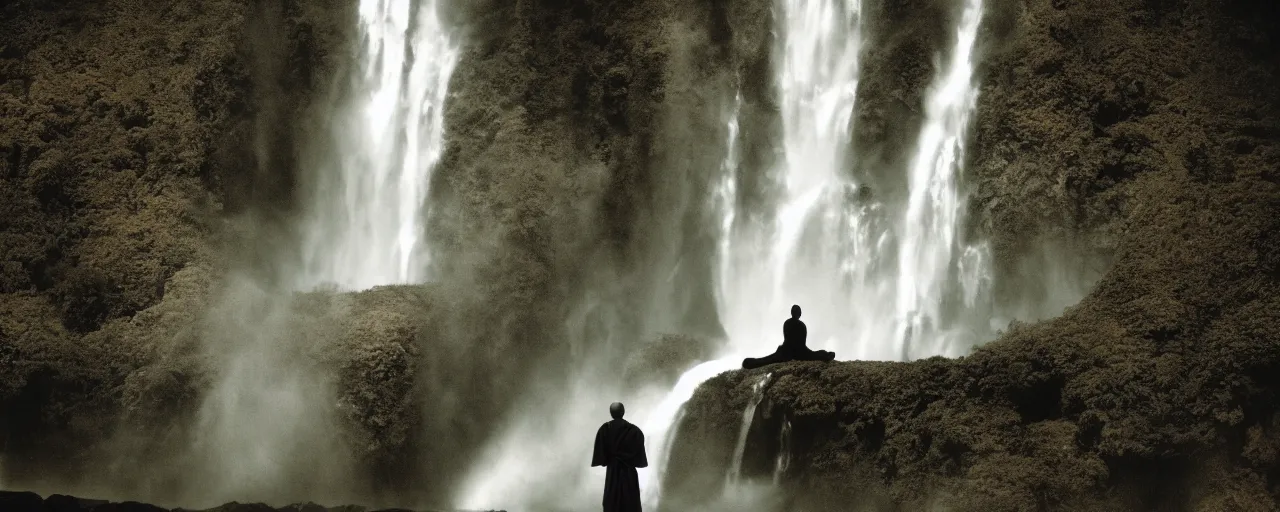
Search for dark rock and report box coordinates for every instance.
[314,505,364,512]
[0,490,45,512]
[191,503,276,512]
[275,503,333,512]
[623,333,715,389]
[87,502,167,512]
[47,494,109,512]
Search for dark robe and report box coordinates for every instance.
[782,317,808,351]
[743,317,836,369]
[591,418,649,512]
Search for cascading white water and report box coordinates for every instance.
[297,0,460,291]
[640,360,744,505]
[714,0,870,361]
[633,3,870,507]
[455,84,755,512]
[894,0,989,359]
[715,0,991,364]
[715,90,744,283]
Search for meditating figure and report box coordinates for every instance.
[592,402,649,512]
[742,305,837,369]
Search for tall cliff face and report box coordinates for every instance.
[666,0,1280,509]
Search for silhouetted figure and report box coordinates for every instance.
[592,402,649,512]
[742,305,837,369]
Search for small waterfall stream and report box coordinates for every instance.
[772,416,792,485]
[726,373,774,488]
[638,360,743,507]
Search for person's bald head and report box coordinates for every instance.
[791,305,801,318]
[610,402,625,419]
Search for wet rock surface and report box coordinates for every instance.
[0,490,505,512]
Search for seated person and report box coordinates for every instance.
[742,305,836,369]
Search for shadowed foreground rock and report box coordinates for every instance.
[0,490,506,512]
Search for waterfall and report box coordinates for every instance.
[726,373,773,488]
[714,0,990,363]
[771,416,792,484]
[715,90,744,287]
[638,360,743,507]
[716,0,873,362]
[188,1,460,504]
[894,0,989,359]
[297,0,460,291]
[456,0,991,506]
[649,0,991,502]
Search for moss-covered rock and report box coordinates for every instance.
[0,0,349,494]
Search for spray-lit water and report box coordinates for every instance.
[894,0,989,359]
[641,0,991,504]
[727,373,773,488]
[297,0,460,290]
[640,360,745,504]
[190,0,459,504]
[716,0,878,363]
[714,0,991,364]
[771,416,791,484]
[188,276,352,506]
[459,0,991,508]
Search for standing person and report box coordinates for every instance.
[591,402,649,512]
